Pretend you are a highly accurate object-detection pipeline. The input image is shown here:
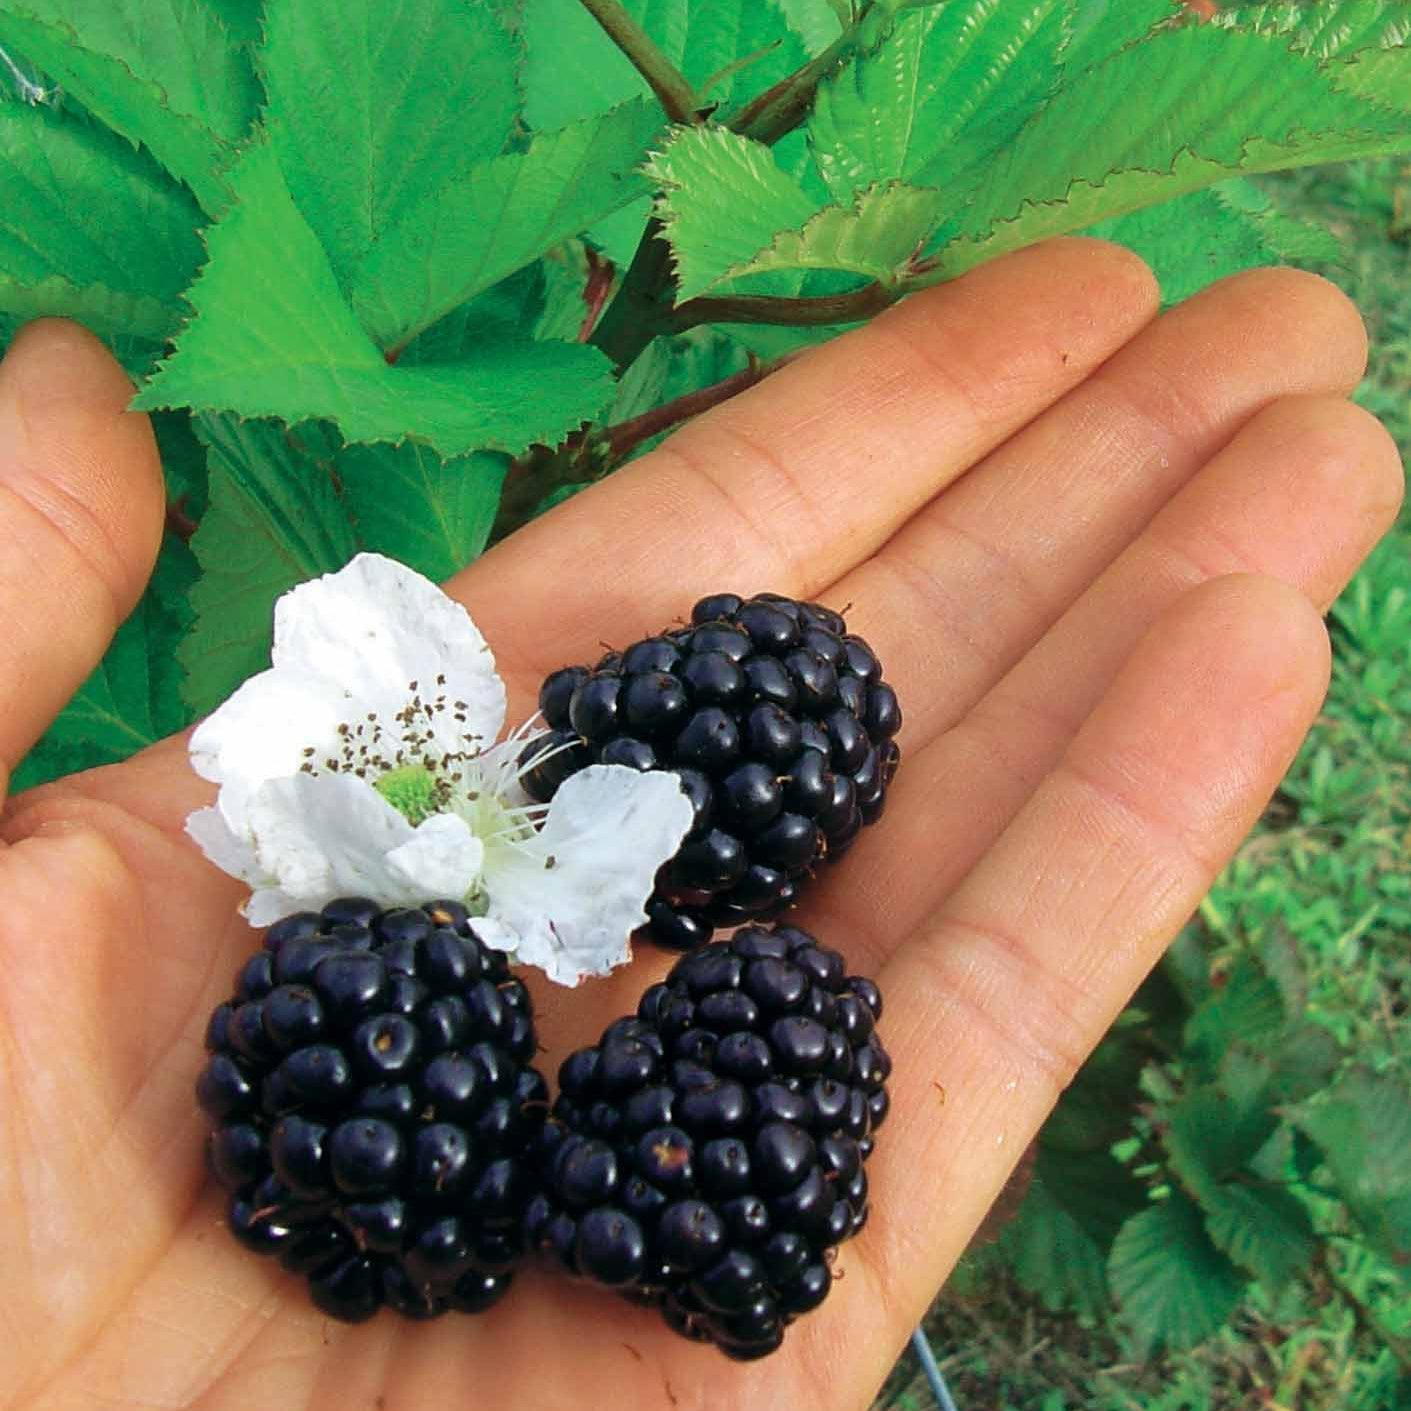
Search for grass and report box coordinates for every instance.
[874,157,1411,1411]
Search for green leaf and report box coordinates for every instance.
[1164,1084,1279,1199]
[1203,1183,1316,1295]
[722,181,941,287]
[334,441,508,584]
[203,0,262,45]
[535,243,595,344]
[1109,1192,1246,1356]
[0,102,203,304]
[606,326,749,461]
[1332,44,1411,115]
[953,23,1411,246]
[1041,1019,1151,1154]
[180,413,359,713]
[609,326,746,421]
[520,0,813,130]
[1085,179,1342,307]
[399,264,550,366]
[1184,956,1287,1062]
[647,124,821,300]
[1293,1067,1411,1265]
[1063,0,1180,72]
[1213,176,1346,262]
[152,408,211,517]
[520,0,641,130]
[809,2,1071,203]
[261,0,521,294]
[930,149,1373,286]
[0,274,175,342]
[0,0,259,210]
[1002,1147,1146,1318]
[135,144,618,458]
[13,534,198,789]
[586,198,653,267]
[1265,1023,1343,1105]
[1212,1,1411,58]
[1001,1170,1111,1318]
[355,98,661,353]
[775,0,844,54]
[680,0,812,110]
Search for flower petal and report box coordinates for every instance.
[186,805,262,883]
[188,804,305,928]
[386,813,487,899]
[271,553,506,755]
[475,765,695,986]
[189,667,349,819]
[243,772,484,920]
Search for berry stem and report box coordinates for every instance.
[577,248,618,342]
[165,497,197,543]
[669,280,896,331]
[586,1,901,377]
[575,0,700,124]
[729,1,884,146]
[599,358,775,466]
[588,218,679,372]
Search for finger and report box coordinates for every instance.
[0,320,165,772]
[795,570,1331,1399]
[812,574,1332,1405]
[18,241,1155,831]
[819,391,1403,968]
[451,238,1158,690]
[832,267,1369,749]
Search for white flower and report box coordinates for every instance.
[186,553,694,985]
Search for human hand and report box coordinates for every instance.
[0,238,1401,1411]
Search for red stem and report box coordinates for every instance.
[602,359,773,464]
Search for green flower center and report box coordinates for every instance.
[374,763,443,826]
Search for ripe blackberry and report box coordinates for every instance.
[528,923,888,1360]
[197,899,548,1323]
[525,592,902,949]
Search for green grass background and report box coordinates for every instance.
[875,158,1411,1411]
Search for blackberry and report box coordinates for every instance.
[524,592,901,949]
[529,923,888,1360]
[196,900,548,1323]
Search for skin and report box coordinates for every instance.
[0,237,1402,1411]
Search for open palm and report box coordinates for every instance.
[0,239,1402,1411]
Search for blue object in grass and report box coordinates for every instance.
[910,1326,960,1411]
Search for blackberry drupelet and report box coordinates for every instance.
[524,592,902,949]
[528,923,889,1360]
[197,898,548,1323]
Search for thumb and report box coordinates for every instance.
[0,319,165,787]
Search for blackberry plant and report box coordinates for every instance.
[2,1,1409,789]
